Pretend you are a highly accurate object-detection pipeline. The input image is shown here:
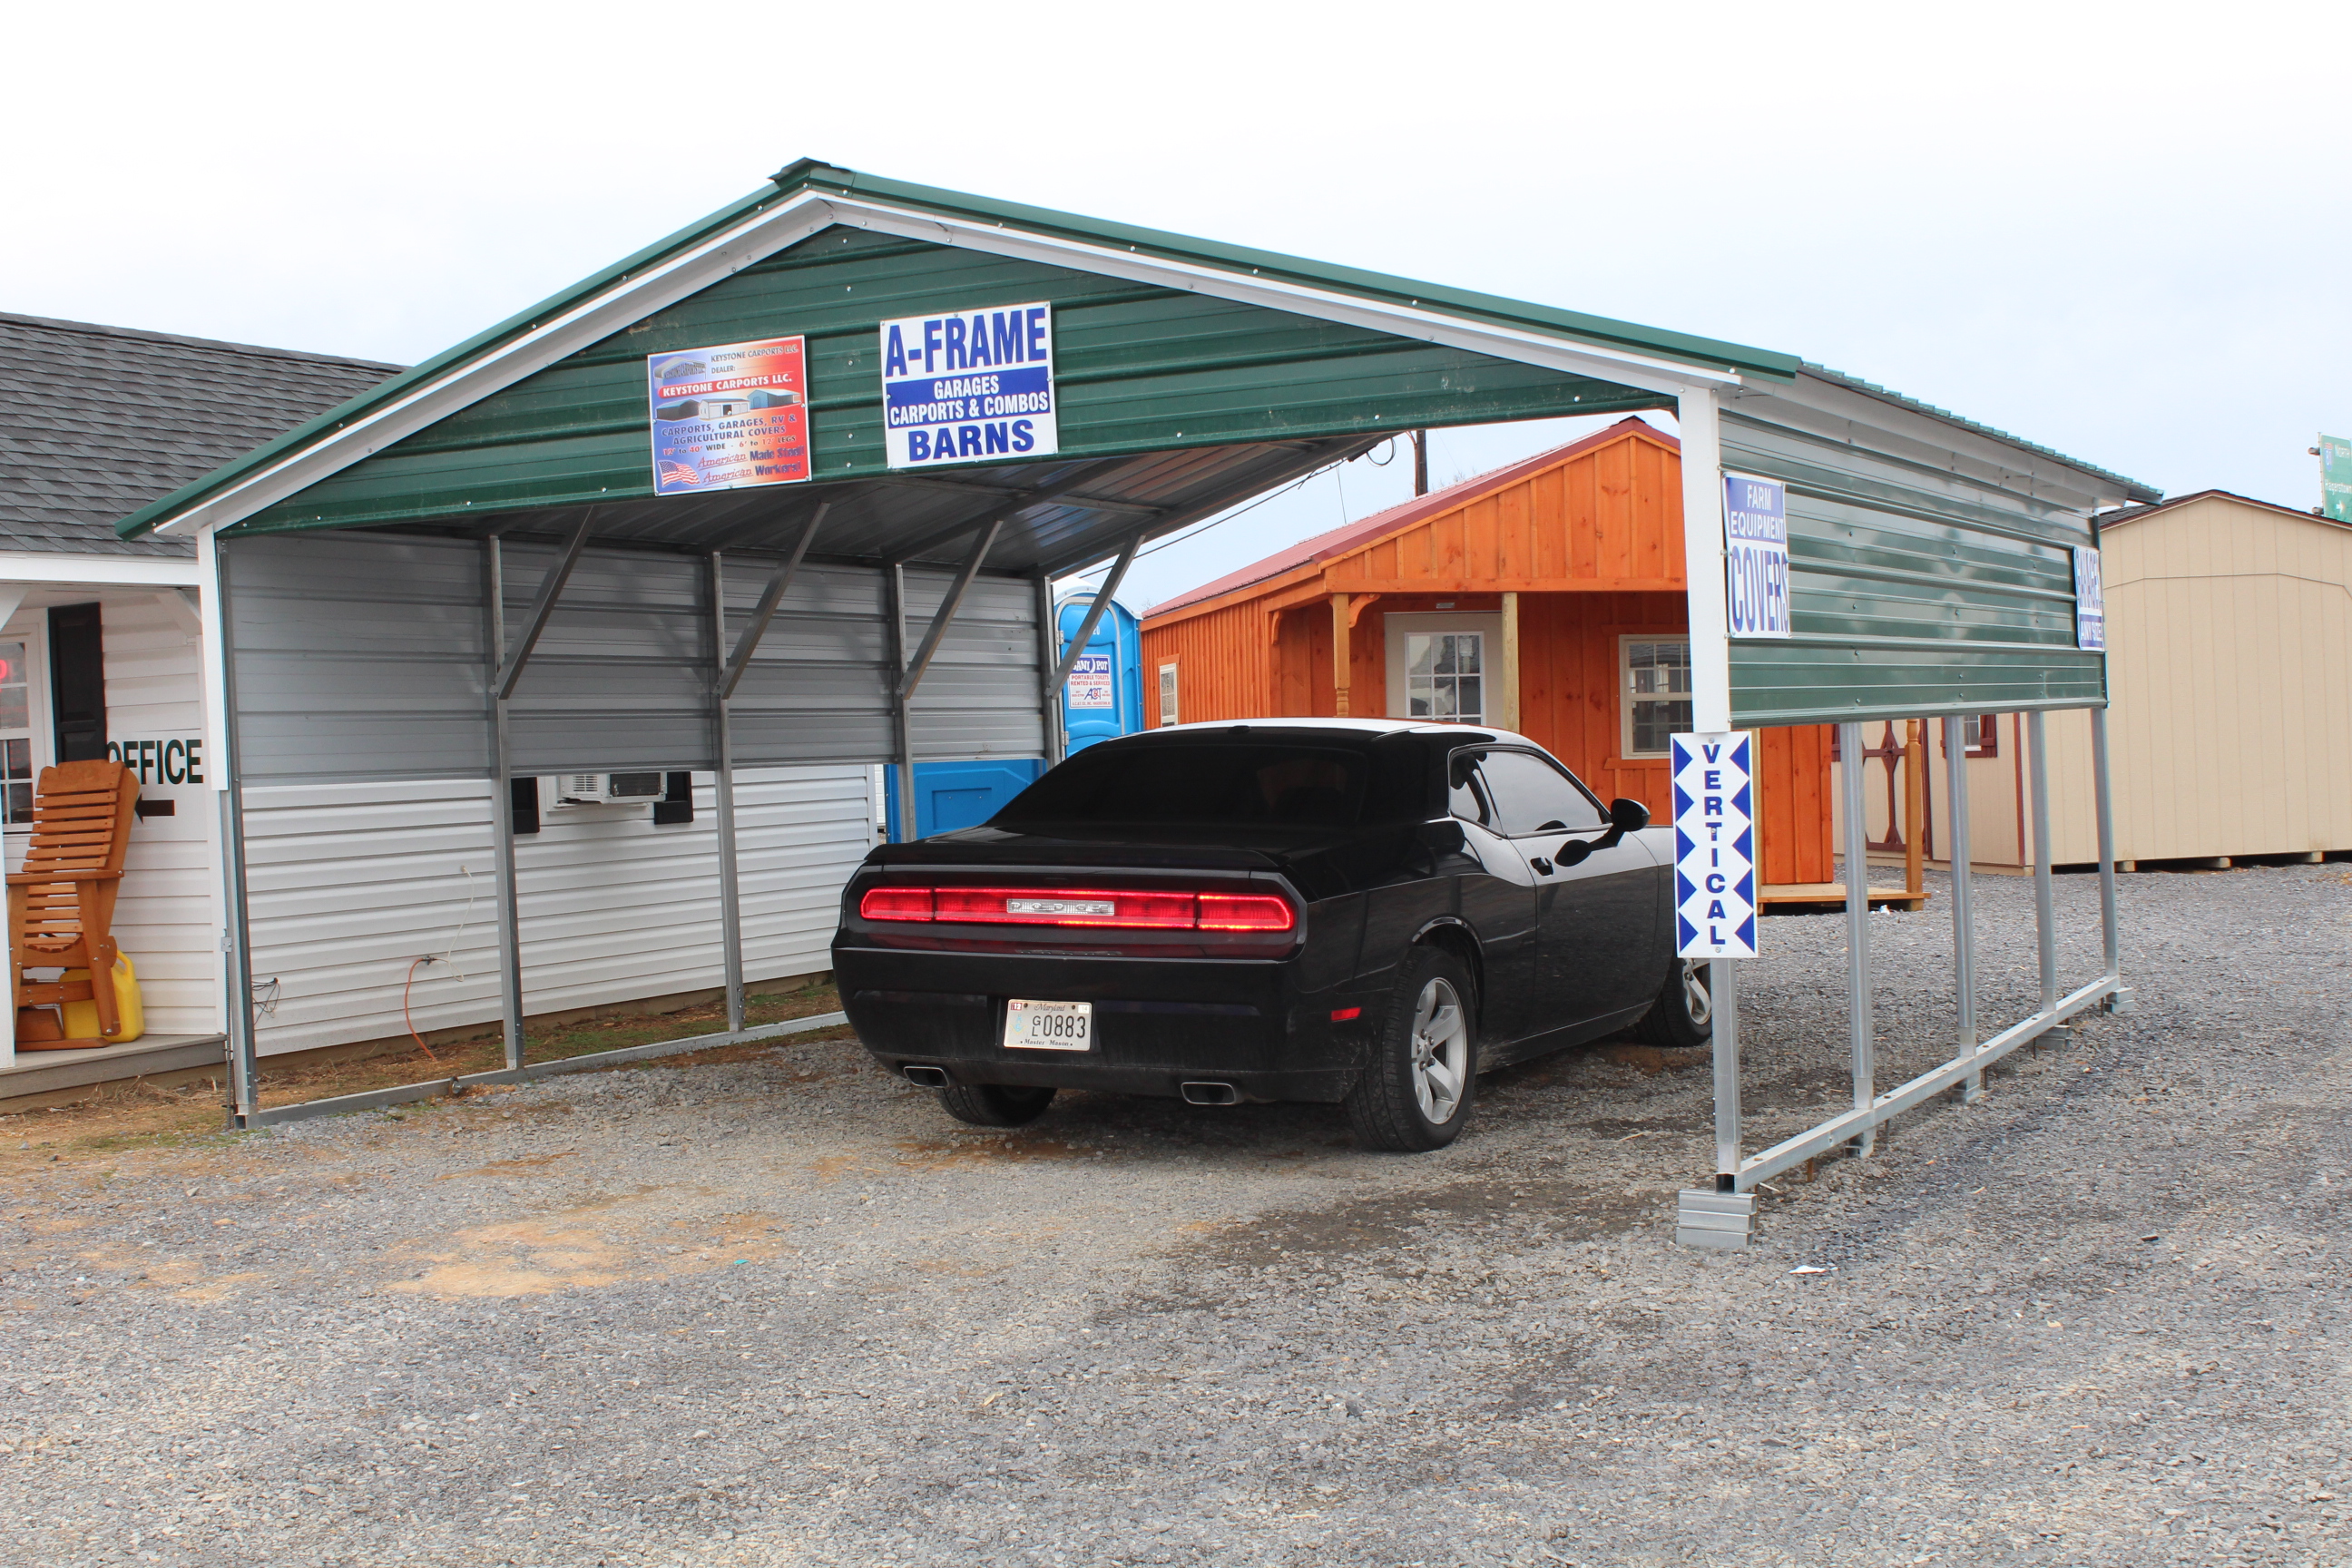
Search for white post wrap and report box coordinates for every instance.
[1676,387,1731,733]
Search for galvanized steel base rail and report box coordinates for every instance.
[1679,701,2131,1249]
[234,1010,849,1130]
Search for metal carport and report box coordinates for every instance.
[121,160,2159,1233]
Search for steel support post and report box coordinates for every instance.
[1711,960,1741,1190]
[2091,703,2129,1011]
[485,539,525,1070]
[887,564,916,842]
[708,552,745,1034]
[211,533,261,1129]
[1035,575,1064,767]
[1839,721,1875,1158]
[2028,710,2058,1014]
[1945,715,1979,1102]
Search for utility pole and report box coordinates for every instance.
[1412,429,1428,497]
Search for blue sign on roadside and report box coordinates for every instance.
[1672,731,1757,958]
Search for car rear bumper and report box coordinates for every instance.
[832,944,1376,1103]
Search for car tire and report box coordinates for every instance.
[936,1083,1057,1127]
[1635,958,1713,1048]
[1345,946,1479,1152]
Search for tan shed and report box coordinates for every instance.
[1836,490,2352,871]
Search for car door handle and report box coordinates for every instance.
[1528,857,1553,876]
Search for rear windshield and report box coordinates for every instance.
[997,743,1370,827]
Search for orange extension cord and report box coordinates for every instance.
[403,956,439,1063]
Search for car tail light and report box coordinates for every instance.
[859,887,935,922]
[859,885,1296,932]
[1196,894,1297,932]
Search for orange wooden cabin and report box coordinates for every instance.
[1138,417,1836,887]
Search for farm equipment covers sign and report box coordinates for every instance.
[880,301,1058,470]
[648,336,810,495]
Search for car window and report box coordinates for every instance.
[1446,751,1494,828]
[996,743,1367,826]
[1475,750,1606,836]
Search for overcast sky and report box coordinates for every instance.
[9,2,2345,609]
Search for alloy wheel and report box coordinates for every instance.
[1408,976,1469,1123]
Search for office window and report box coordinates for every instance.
[0,641,31,826]
[1405,632,1484,724]
[1621,638,1692,758]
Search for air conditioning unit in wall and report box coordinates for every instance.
[554,772,664,806]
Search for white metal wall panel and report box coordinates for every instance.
[240,766,872,1056]
[99,592,222,1038]
[903,570,1049,761]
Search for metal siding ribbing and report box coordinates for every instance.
[225,532,490,784]
[240,766,872,1055]
[1721,397,2105,728]
[227,529,1046,784]
[233,229,1660,536]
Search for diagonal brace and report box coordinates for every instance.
[1050,530,1143,691]
[897,518,1003,701]
[495,512,594,701]
[718,504,827,701]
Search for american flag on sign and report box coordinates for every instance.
[659,461,701,487]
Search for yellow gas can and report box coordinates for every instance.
[61,955,143,1044]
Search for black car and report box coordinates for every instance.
[832,720,1710,1151]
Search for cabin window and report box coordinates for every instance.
[1405,632,1484,724]
[0,640,30,826]
[1943,714,1999,759]
[1157,662,1179,727]
[1621,638,1692,758]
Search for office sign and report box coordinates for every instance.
[108,735,203,785]
[1672,731,1757,958]
[647,335,810,495]
[1064,653,1113,709]
[880,301,1058,469]
[2321,433,2352,524]
[2073,545,2106,652]
[1723,474,1790,638]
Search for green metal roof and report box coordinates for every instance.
[116,160,1802,541]
[1801,362,2159,504]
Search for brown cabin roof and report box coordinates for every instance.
[1147,416,1677,622]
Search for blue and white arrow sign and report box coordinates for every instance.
[1672,731,1758,959]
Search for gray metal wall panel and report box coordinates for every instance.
[1721,400,2106,728]
[225,531,492,785]
[226,528,1047,785]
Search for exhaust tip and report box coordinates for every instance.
[1181,1081,1240,1106]
[902,1065,949,1088]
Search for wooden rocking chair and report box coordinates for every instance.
[10,759,141,1051]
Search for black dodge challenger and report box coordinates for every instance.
[832,720,1710,1151]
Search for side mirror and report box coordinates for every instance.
[1609,798,1651,833]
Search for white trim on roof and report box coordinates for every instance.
[143,188,1762,541]
[834,199,1748,400]
[152,190,847,535]
[0,551,201,586]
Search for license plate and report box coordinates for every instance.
[1004,999,1093,1052]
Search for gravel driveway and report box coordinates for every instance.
[4,863,2347,1567]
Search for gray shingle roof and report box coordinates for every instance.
[0,312,400,557]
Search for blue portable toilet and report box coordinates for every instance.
[883,757,1047,842]
[1054,592,1143,754]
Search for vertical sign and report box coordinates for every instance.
[647,336,809,495]
[880,301,1058,470]
[1722,474,1790,638]
[2073,545,2106,651]
[1673,732,1757,958]
[2319,433,2352,524]
[1064,653,1113,709]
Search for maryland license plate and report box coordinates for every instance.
[1004,999,1093,1052]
